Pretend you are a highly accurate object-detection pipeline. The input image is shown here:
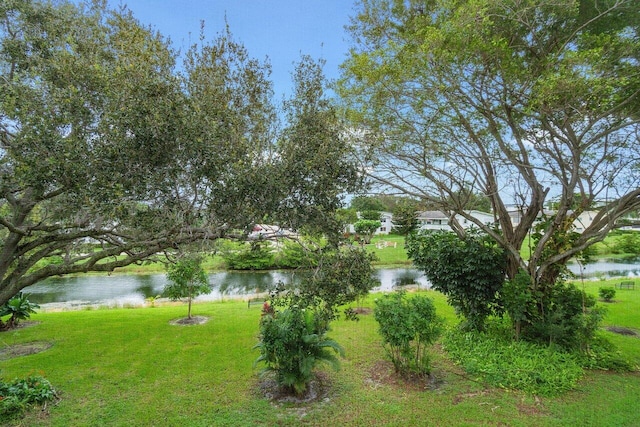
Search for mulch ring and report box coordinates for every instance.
[365,359,444,392]
[169,316,210,326]
[0,341,53,361]
[606,326,639,337]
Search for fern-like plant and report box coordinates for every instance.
[254,305,344,395]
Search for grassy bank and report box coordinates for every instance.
[1,279,638,426]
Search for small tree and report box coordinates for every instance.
[374,291,443,377]
[354,219,382,244]
[163,256,211,319]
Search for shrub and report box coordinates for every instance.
[0,293,39,330]
[406,230,506,331]
[598,287,616,302]
[523,283,604,351]
[374,291,443,377]
[0,375,57,419]
[254,305,344,395]
[220,241,275,270]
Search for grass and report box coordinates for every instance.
[1,279,639,426]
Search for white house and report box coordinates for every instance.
[417,210,495,232]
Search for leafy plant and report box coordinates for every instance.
[220,241,275,270]
[374,291,443,377]
[163,255,211,319]
[406,230,506,331]
[524,283,604,351]
[598,287,616,302]
[253,305,344,396]
[442,327,584,396]
[0,293,39,330]
[0,375,57,419]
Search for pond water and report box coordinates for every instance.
[27,268,430,309]
[24,257,640,309]
[567,256,640,279]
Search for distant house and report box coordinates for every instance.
[346,211,394,235]
[417,210,495,232]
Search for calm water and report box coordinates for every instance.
[27,268,429,308]
[24,257,640,309]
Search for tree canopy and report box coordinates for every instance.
[0,0,360,305]
[339,0,640,288]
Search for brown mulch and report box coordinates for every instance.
[365,359,443,392]
[256,370,333,404]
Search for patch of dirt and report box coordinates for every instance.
[606,326,638,336]
[169,316,209,326]
[256,371,333,406]
[365,360,444,392]
[0,341,53,361]
[352,307,372,315]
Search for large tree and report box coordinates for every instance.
[0,0,359,305]
[339,0,640,290]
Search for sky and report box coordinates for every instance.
[108,0,357,98]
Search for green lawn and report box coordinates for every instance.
[1,279,639,426]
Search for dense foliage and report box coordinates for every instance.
[0,374,57,420]
[374,291,443,377]
[0,1,360,305]
[442,328,584,397]
[406,231,506,330]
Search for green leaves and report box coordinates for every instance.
[374,291,443,377]
[163,255,210,319]
[406,231,506,331]
[254,305,344,396]
[0,293,39,330]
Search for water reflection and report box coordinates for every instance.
[25,257,640,308]
[28,268,429,308]
[567,257,640,279]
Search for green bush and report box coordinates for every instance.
[598,287,616,302]
[523,283,604,351]
[374,291,443,377]
[253,305,343,396]
[220,241,275,270]
[0,375,57,419]
[406,230,506,331]
[442,328,584,396]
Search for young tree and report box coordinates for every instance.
[340,0,640,299]
[163,255,210,319]
[0,1,361,305]
[354,219,382,243]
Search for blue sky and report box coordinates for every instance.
[109,0,357,98]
